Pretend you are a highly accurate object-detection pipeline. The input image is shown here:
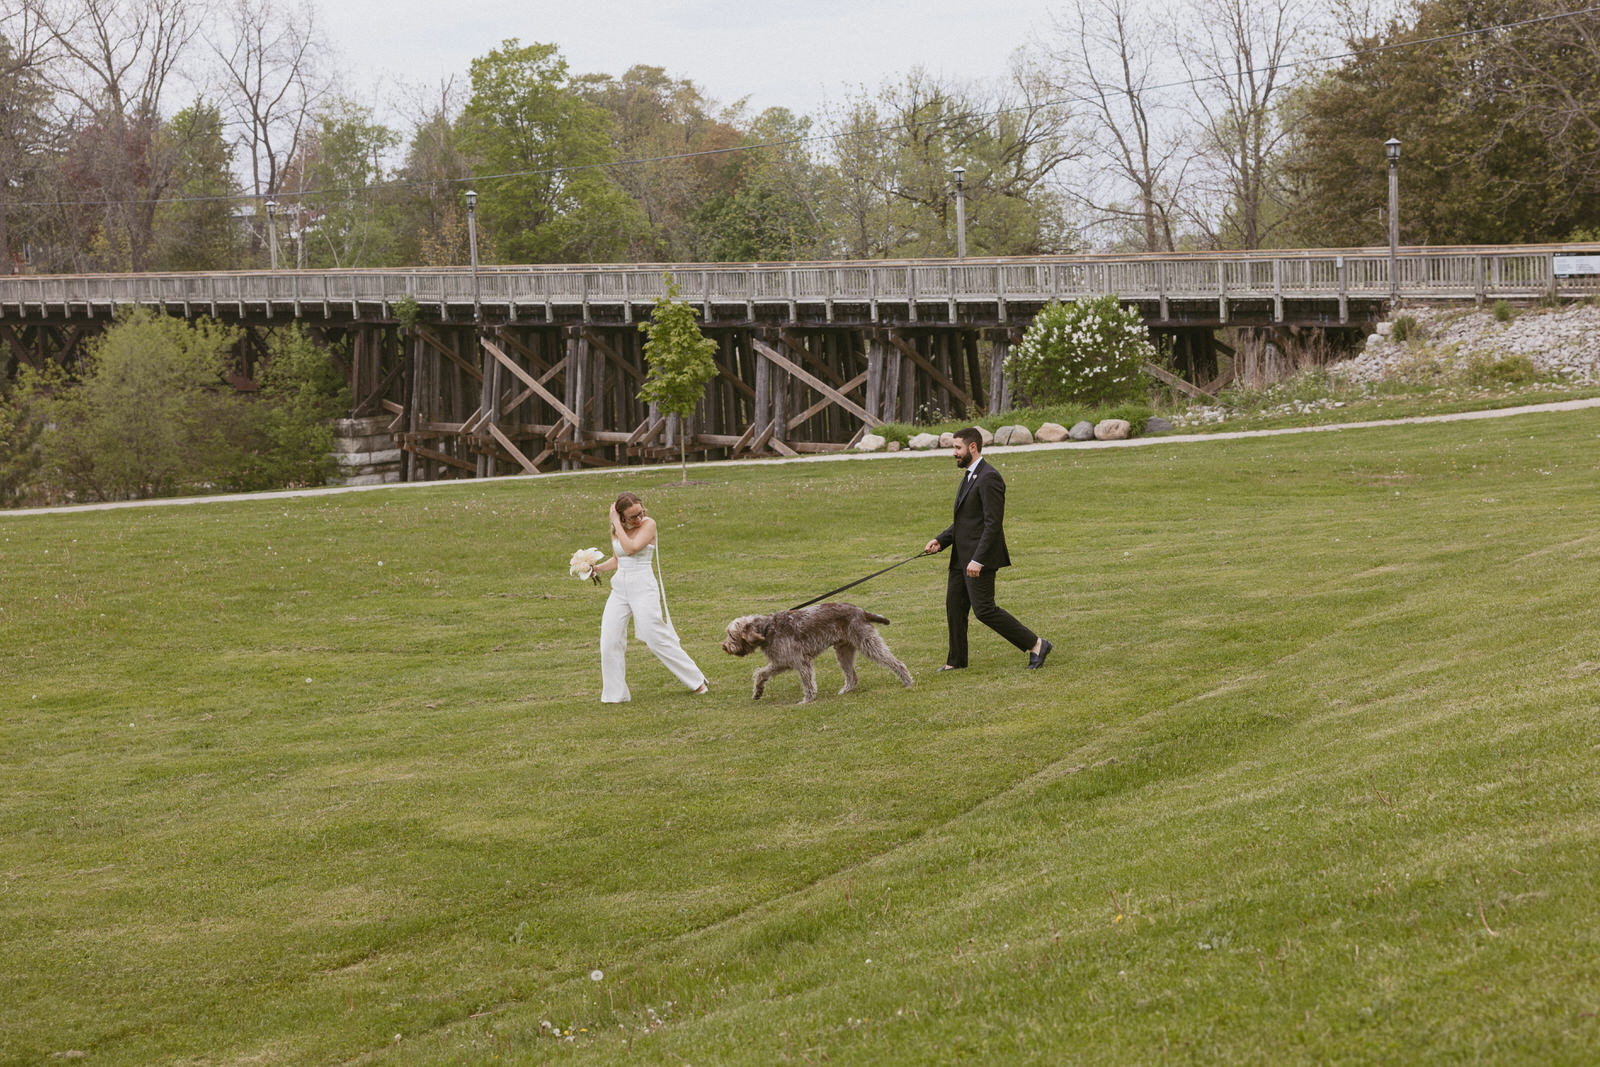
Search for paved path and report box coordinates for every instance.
[9,396,1600,518]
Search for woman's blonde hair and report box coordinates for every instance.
[614,492,643,514]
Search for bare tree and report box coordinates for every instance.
[393,74,473,265]
[820,63,1079,258]
[0,0,52,272]
[209,0,329,208]
[1326,0,1404,45]
[1177,0,1313,248]
[1045,0,1191,251]
[979,50,1084,253]
[819,90,911,258]
[37,0,203,269]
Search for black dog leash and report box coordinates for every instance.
[788,549,934,611]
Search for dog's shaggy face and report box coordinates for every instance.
[721,615,769,657]
[719,602,913,703]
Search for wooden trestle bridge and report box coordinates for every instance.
[2,244,1596,480]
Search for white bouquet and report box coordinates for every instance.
[568,547,605,585]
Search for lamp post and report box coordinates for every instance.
[465,188,488,475]
[952,165,967,259]
[465,188,481,325]
[265,199,279,270]
[1385,138,1401,301]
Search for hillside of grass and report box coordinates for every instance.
[3,409,1599,1064]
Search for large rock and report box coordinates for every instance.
[1093,419,1131,440]
[1068,420,1096,441]
[886,440,902,451]
[1035,422,1070,443]
[993,424,1034,446]
[854,433,887,452]
[1144,416,1176,435]
[939,427,994,447]
[908,432,942,450]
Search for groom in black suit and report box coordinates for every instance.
[923,427,1052,671]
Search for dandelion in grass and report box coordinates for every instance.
[590,969,604,982]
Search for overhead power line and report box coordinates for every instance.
[10,3,1600,212]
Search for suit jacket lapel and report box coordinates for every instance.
[955,463,979,511]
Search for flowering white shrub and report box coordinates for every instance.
[1006,296,1154,406]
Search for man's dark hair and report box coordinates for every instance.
[953,427,984,450]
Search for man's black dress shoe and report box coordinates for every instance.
[1027,638,1053,669]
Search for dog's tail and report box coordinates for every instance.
[866,612,891,625]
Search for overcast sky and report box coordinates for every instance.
[321,0,1053,123]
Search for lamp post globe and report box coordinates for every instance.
[952,166,967,260]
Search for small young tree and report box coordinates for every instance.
[1005,295,1154,407]
[638,277,719,483]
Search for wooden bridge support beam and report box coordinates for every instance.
[988,332,1014,415]
[1,307,1312,486]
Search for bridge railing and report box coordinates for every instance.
[4,245,1598,318]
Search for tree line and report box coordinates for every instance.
[2,0,1598,277]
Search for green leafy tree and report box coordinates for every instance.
[578,64,746,261]
[33,308,243,501]
[1281,0,1599,246]
[292,100,402,267]
[215,324,350,491]
[638,278,718,483]
[1005,296,1153,407]
[17,314,353,502]
[691,107,824,262]
[460,39,646,263]
[152,101,241,270]
[0,379,44,505]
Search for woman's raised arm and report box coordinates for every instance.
[611,515,657,556]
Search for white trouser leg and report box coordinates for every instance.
[630,584,706,690]
[600,585,633,703]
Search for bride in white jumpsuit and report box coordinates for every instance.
[592,492,708,703]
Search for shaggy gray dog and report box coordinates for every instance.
[721,602,914,703]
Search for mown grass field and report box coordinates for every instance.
[3,409,1599,1065]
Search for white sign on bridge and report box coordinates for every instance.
[1553,254,1600,276]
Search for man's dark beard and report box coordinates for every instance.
[955,453,974,469]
